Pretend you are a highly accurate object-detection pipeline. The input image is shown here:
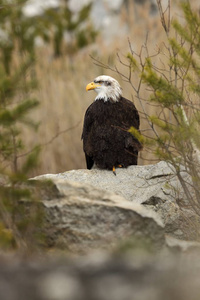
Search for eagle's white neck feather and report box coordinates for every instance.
[94,75,122,102]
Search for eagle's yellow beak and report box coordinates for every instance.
[86,82,101,91]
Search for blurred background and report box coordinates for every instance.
[4,0,199,176]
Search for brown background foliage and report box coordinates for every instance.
[20,0,199,176]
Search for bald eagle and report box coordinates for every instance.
[82,75,142,175]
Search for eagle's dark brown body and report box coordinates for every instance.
[82,96,142,170]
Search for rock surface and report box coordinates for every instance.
[34,161,198,241]
[0,162,200,300]
[165,235,200,253]
[35,180,164,253]
[35,161,174,203]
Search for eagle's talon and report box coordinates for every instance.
[112,166,116,176]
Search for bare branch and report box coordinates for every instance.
[18,121,81,159]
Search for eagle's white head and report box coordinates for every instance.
[86,75,122,102]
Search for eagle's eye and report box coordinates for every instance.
[94,80,102,84]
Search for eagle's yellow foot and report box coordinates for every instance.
[112,166,116,176]
[112,165,123,175]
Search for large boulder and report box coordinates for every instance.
[31,179,164,253]
[0,162,199,300]
[35,161,173,204]
[34,161,199,241]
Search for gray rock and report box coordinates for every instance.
[166,235,200,253]
[34,161,174,204]
[39,180,164,253]
[34,161,200,240]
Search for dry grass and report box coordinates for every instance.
[20,0,199,176]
